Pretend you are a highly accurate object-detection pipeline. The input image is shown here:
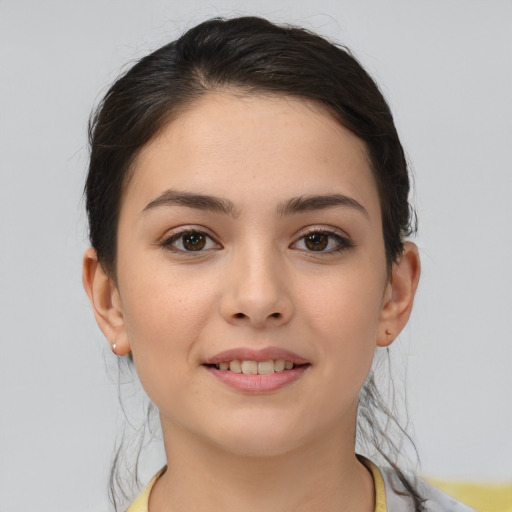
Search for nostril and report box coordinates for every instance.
[234,313,246,319]
[270,312,281,319]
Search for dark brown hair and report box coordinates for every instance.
[86,16,415,278]
[85,16,421,510]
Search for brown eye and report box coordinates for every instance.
[292,229,353,254]
[182,232,206,251]
[163,230,220,253]
[304,233,329,251]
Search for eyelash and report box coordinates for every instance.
[160,227,353,254]
[161,228,221,253]
[291,228,353,254]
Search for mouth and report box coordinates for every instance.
[204,359,308,374]
[202,348,311,393]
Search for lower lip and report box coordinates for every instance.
[204,365,310,393]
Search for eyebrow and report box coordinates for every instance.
[142,189,368,218]
[142,190,237,216]
[277,194,369,218]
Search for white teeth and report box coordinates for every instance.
[258,360,275,375]
[274,359,285,372]
[229,360,242,373]
[241,360,258,375]
[214,359,299,374]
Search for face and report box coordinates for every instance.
[113,93,392,456]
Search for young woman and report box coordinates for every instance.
[82,16,475,512]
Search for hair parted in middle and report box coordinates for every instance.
[85,16,422,511]
[86,16,415,279]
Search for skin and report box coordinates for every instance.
[83,93,420,512]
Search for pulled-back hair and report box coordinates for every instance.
[86,16,414,278]
[85,16,422,511]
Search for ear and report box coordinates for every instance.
[377,241,421,347]
[82,247,131,356]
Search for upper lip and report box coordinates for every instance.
[203,347,310,365]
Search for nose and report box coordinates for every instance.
[219,247,294,328]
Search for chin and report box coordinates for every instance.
[204,414,311,458]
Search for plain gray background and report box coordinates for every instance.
[0,1,511,511]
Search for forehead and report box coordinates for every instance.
[124,92,380,219]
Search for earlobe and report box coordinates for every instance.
[377,242,421,347]
[82,248,131,355]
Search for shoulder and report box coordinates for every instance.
[126,467,166,512]
[379,466,479,512]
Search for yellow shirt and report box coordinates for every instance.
[126,459,388,512]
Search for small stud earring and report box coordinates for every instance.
[112,341,117,352]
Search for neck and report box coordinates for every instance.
[149,420,375,512]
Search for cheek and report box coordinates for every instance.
[117,262,218,392]
[123,279,213,348]
[300,264,385,382]
[303,262,384,332]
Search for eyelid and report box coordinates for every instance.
[159,225,222,252]
[158,224,352,253]
[290,225,354,252]
[300,225,350,239]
